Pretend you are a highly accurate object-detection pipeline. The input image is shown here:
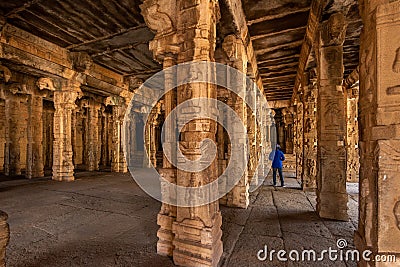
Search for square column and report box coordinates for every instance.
[302,70,318,191]
[85,100,101,171]
[355,0,400,264]
[110,102,127,173]
[26,95,44,178]
[4,92,22,176]
[316,13,348,221]
[52,84,81,181]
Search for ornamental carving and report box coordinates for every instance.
[320,13,347,47]
[140,0,175,35]
[37,77,57,91]
[69,52,93,73]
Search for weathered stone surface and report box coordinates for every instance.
[316,12,348,221]
[0,210,9,267]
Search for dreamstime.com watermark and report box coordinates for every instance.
[257,239,397,263]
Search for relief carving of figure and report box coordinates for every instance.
[321,13,347,46]
[222,35,237,61]
[140,1,174,34]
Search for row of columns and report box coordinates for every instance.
[0,71,130,181]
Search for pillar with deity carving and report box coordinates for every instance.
[316,13,348,221]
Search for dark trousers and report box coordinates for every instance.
[272,168,284,186]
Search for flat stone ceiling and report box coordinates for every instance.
[0,0,361,101]
[0,0,160,80]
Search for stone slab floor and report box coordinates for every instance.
[0,171,358,267]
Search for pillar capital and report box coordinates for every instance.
[140,0,180,63]
[68,51,93,73]
[319,12,347,47]
[222,34,248,71]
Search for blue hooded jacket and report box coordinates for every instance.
[270,149,285,169]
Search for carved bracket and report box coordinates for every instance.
[37,77,58,91]
[69,52,93,73]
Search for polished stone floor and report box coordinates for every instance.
[0,171,358,267]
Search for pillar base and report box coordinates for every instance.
[52,169,74,182]
[0,210,9,267]
[317,192,348,221]
[157,213,175,257]
[172,216,223,267]
[226,185,249,209]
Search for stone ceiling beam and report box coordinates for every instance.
[247,7,311,26]
[255,40,304,56]
[4,0,43,17]
[223,0,263,91]
[251,26,307,41]
[8,13,77,44]
[66,25,148,50]
[292,0,327,103]
[258,54,300,65]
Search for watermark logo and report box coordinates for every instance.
[122,61,275,207]
[257,239,397,263]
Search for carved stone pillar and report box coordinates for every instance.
[294,99,304,182]
[256,94,265,182]
[316,13,348,221]
[302,70,318,191]
[157,57,178,257]
[110,102,127,173]
[141,0,223,265]
[247,81,257,187]
[26,94,44,178]
[52,79,81,181]
[4,91,22,176]
[282,107,294,154]
[355,0,400,264]
[85,100,101,171]
[221,35,249,208]
[100,111,110,167]
[0,210,9,267]
[346,86,359,182]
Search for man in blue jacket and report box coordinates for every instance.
[270,144,285,187]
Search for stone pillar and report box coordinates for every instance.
[355,0,400,264]
[256,94,265,182]
[141,0,223,265]
[100,111,110,167]
[52,79,81,181]
[157,56,178,257]
[294,99,304,182]
[26,94,44,178]
[283,107,294,154]
[85,100,100,171]
[221,35,249,208]
[346,86,359,182]
[0,211,9,267]
[247,82,257,187]
[302,70,318,191]
[110,102,127,173]
[4,91,22,176]
[316,13,348,221]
